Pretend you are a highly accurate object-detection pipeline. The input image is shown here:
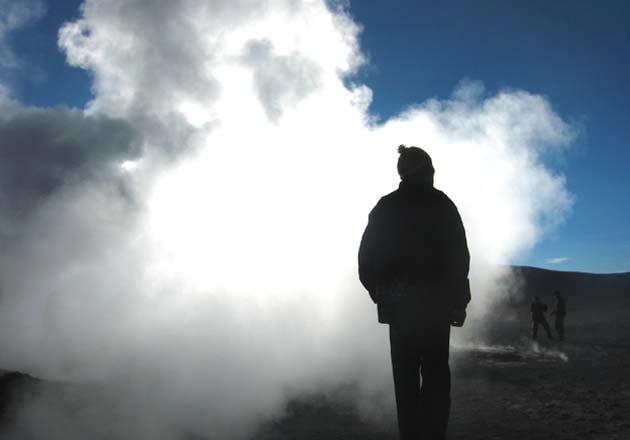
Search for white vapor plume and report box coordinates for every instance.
[0,0,573,438]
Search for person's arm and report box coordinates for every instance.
[442,198,471,322]
[358,203,382,303]
[438,196,471,327]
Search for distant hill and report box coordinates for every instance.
[514,265,630,301]
[0,371,42,428]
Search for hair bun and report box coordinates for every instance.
[397,144,407,154]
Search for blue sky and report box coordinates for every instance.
[5,0,630,273]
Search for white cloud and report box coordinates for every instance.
[0,0,575,438]
[546,257,569,264]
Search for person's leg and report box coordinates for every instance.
[542,318,553,339]
[390,325,421,440]
[419,341,451,440]
[555,316,564,340]
[532,321,539,340]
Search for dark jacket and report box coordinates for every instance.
[554,296,566,317]
[358,179,470,324]
[531,302,548,322]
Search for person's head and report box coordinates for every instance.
[397,144,434,185]
[534,296,540,302]
[553,290,561,297]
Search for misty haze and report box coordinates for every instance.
[1,1,629,439]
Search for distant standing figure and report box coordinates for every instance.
[531,296,553,340]
[551,290,566,341]
[359,145,471,440]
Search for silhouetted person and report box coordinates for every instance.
[551,290,566,341]
[531,296,553,340]
[359,145,471,440]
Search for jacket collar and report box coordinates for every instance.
[398,177,433,193]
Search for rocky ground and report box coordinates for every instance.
[1,340,629,439]
[253,265,630,440]
[252,340,630,440]
[448,342,630,440]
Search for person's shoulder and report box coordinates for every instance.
[381,188,401,203]
[431,188,454,203]
[430,188,460,212]
[376,188,401,206]
[369,189,400,217]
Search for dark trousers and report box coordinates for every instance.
[389,322,451,440]
[532,318,552,340]
[554,315,565,340]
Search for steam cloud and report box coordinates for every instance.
[0,0,573,438]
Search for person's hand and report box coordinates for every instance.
[451,307,466,327]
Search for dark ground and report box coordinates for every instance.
[1,266,629,439]
[251,342,630,440]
